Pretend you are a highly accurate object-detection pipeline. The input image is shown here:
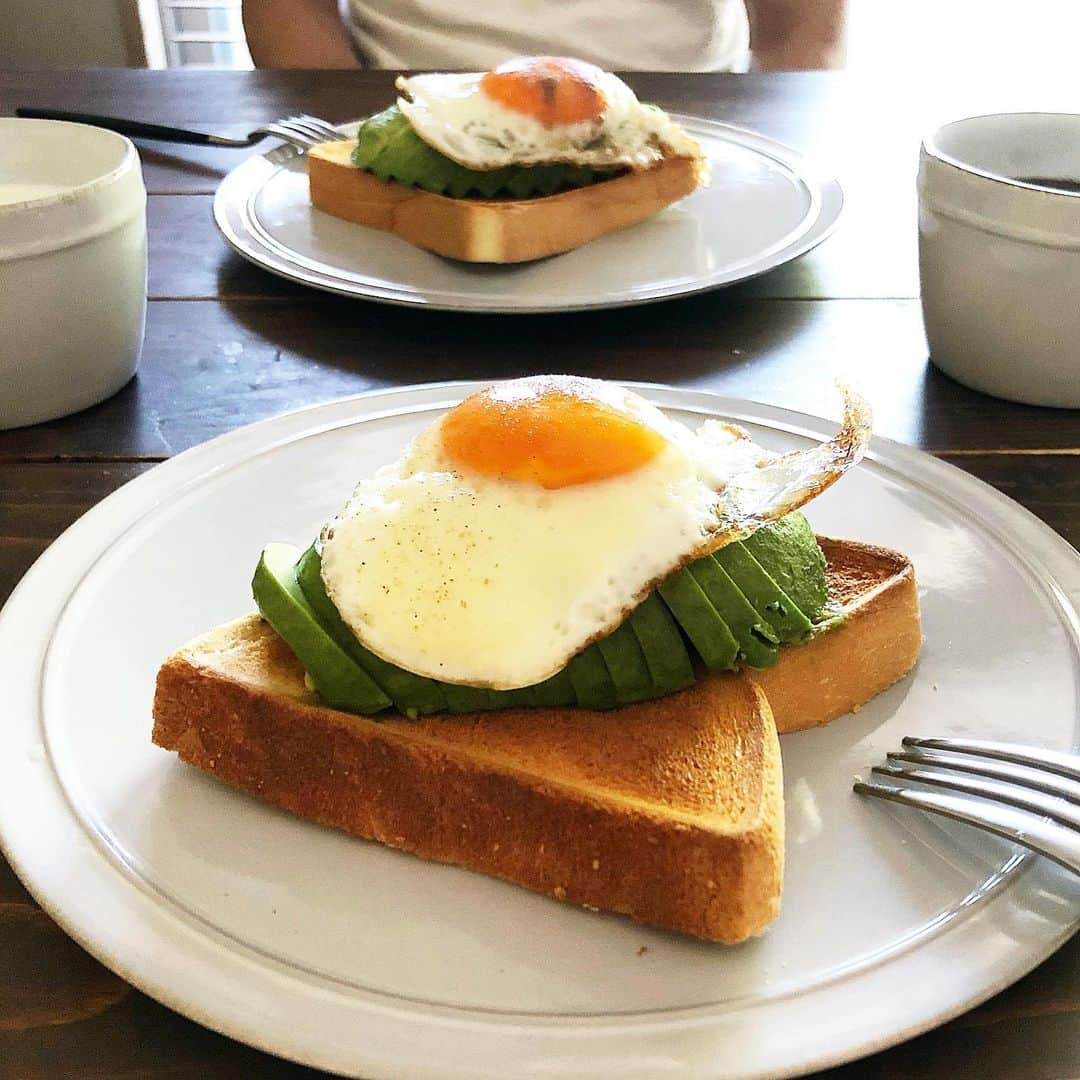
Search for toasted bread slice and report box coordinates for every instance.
[307,139,705,263]
[757,538,921,734]
[151,539,919,942]
[154,637,782,943]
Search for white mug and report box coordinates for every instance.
[918,113,1080,409]
[0,119,147,429]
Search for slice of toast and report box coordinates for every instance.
[307,139,706,263]
[756,538,921,734]
[152,539,919,942]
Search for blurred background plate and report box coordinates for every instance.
[214,118,843,311]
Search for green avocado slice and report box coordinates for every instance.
[713,541,813,644]
[498,684,540,709]
[686,556,780,670]
[742,513,828,622]
[354,106,401,172]
[377,115,510,198]
[627,593,696,694]
[252,543,392,715]
[567,645,619,710]
[353,105,612,199]
[296,545,447,716]
[530,667,577,708]
[440,682,497,713]
[261,511,825,717]
[595,620,656,706]
[657,566,740,671]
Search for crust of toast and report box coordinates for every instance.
[756,538,921,733]
[151,538,919,942]
[307,139,705,263]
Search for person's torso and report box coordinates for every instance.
[345,0,749,72]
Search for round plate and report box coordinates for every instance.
[1,383,1077,1079]
[213,117,842,312]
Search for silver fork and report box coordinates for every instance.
[855,737,1080,875]
[14,108,343,151]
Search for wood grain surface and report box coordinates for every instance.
[0,68,1076,1080]
[4,298,1080,460]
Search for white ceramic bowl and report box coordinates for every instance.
[0,119,146,430]
[918,112,1080,408]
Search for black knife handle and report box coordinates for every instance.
[14,108,243,147]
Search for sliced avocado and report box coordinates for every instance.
[496,684,540,709]
[567,644,618,710]
[354,105,610,200]
[686,556,779,669]
[394,126,493,198]
[296,545,447,716]
[531,667,577,708]
[742,512,828,622]
[627,593,696,694]
[353,106,401,171]
[657,566,740,671]
[713,541,813,644]
[440,682,495,714]
[361,106,515,198]
[252,543,392,715]
[595,620,656,706]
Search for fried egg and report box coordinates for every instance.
[320,376,870,690]
[395,56,701,171]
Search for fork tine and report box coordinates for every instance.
[854,779,1080,874]
[260,121,318,148]
[282,115,327,138]
[277,118,326,143]
[297,114,342,140]
[283,115,338,143]
[887,748,1080,805]
[873,763,1080,830]
[902,737,1080,782]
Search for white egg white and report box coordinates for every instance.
[395,70,701,171]
[319,378,871,690]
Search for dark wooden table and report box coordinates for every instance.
[1,68,1077,1079]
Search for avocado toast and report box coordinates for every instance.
[307,56,707,262]
[152,377,921,942]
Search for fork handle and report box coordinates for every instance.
[856,780,1080,876]
[14,108,244,147]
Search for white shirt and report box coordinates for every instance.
[345,1,750,72]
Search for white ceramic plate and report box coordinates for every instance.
[1,383,1077,1079]
[214,118,842,311]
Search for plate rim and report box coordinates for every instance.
[212,115,844,313]
[1,381,1077,1079]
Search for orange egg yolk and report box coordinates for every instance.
[480,56,607,128]
[440,386,667,489]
